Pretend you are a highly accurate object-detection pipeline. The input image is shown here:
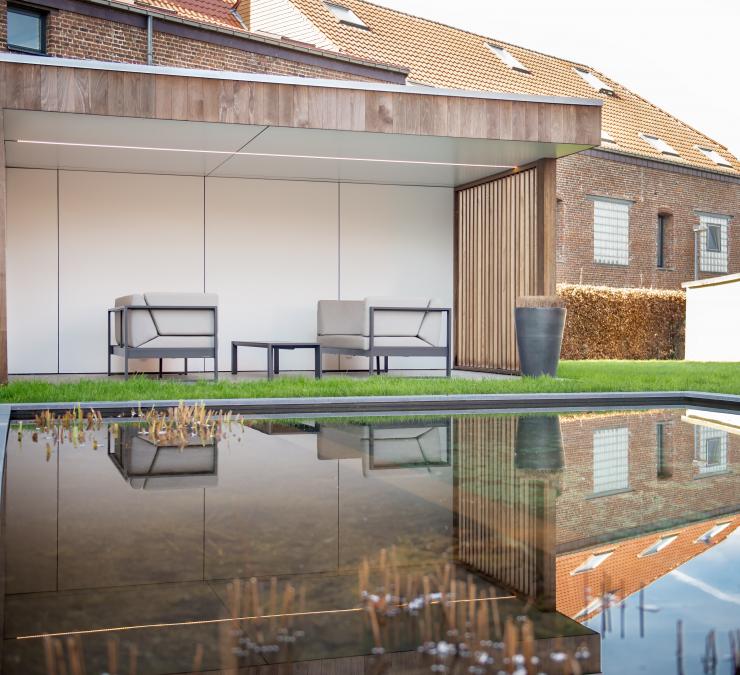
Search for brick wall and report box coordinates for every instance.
[555,409,740,550]
[556,152,740,289]
[0,0,386,81]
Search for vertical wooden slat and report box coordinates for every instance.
[454,162,551,373]
[0,110,6,383]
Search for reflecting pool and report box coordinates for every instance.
[2,406,738,673]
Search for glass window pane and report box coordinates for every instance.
[706,224,721,252]
[8,8,43,51]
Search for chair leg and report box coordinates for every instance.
[158,359,163,379]
[368,355,374,375]
[214,352,219,381]
[384,356,389,373]
[107,349,111,377]
[184,359,188,376]
[375,355,381,373]
[124,353,129,381]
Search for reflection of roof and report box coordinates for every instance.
[556,514,740,622]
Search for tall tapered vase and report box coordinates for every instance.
[515,296,566,377]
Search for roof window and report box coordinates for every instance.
[324,2,367,29]
[572,550,614,574]
[640,133,680,156]
[575,67,614,94]
[696,146,732,167]
[486,43,530,73]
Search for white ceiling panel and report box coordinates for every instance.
[3,110,588,186]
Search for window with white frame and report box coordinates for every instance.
[593,427,629,494]
[324,2,367,28]
[698,213,729,273]
[696,146,732,167]
[695,522,731,543]
[485,43,530,72]
[591,197,630,265]
[694,426,728,475]
[571,550,614,575]
[574,67,614,94]
[638,534,678,557]
[639,133,679,156]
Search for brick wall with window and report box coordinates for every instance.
[556,152,740,288]
[0,0,393,82]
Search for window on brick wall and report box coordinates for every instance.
[656,422,672,479]
[698,213,729,273]
[7,4,46,54]
[593,427,629,494]
[694,426,728,476]
[657,213,671,268]
[590,196,631,265]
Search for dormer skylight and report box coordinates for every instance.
[324,2,367,29]
[574,67,614,94]
[696,146,732,167]
[601,129,617,145]
[486,43,530,73]
[640,133,679,156]
[571,550,613,574]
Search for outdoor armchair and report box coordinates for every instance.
[107,292,218,380]
[317,297,452,375]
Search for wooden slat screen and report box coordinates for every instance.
[455,167,540,373]
[454,416,556,608]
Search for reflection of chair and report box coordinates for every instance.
[108,426,218,490]
[317,420,451,475]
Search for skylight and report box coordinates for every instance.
[486,43,530,73]
[696,146,732,167]
[572,550,613,574]
[640,133,680,156]
[639,534,678,557]
[695,522,731,543]
[601,129,616,145]
[324,2,367,28]
[575,68,614,94]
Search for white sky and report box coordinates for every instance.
[376,0,740,160]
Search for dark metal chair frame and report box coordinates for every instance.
[107,304,218,380]
[320,306,452,377]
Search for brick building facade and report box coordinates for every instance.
[556,152,740,288]
[1,0,738,290]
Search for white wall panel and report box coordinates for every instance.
[205,178,339,371]
[685,276,740,361]
[7,169,58,374]
[58,171,205,373]
[339,184,454,369]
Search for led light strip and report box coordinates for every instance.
[14,139,516,170]
[15,595,516,640]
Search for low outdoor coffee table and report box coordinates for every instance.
[231,341,322,380]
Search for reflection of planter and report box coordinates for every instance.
[515,300,566,377]
[515,415,563,471]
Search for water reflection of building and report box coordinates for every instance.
[555,408,739,623]
[453,409,739,624]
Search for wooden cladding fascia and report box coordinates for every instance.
[455,161,556,372]
[0,62,601,143]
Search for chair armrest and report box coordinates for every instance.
[368,306,451,347]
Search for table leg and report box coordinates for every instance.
[231,343,237,375]
[274,347,280,375]
[315,347,322,379]
[267,346,274,380]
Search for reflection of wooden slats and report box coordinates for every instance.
[455,163,554,373]
[455,417,555,607]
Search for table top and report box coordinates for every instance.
[231,341,320,348]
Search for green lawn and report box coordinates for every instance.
[0,361,738,404]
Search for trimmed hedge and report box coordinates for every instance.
[558,284,686,360]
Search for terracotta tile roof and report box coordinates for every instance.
[285,0,739,174]
[133,0,243,30]
[556,514,740,622]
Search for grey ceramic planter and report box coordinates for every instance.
[515,307,566,377]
